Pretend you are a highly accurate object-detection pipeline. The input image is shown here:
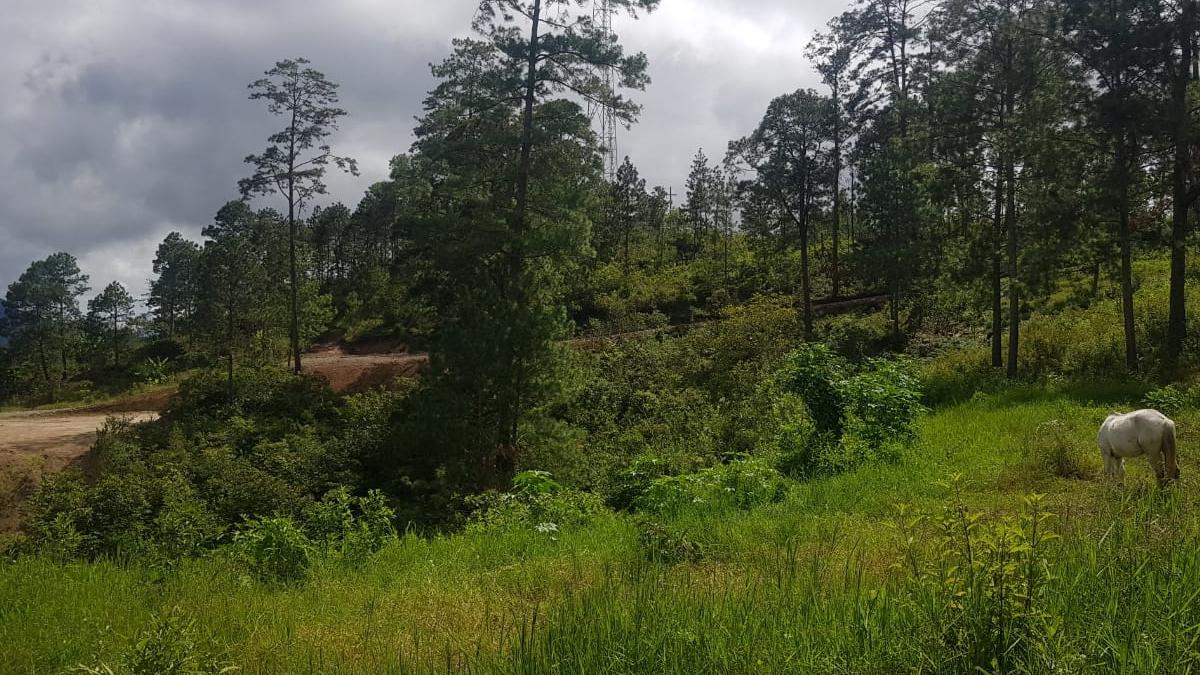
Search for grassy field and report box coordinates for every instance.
[5,381,1200,673]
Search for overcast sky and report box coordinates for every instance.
[1,0,848,301]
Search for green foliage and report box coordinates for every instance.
[1143,383,1200,417]
[607,454,687,511]
[841,357,925,453]
[817,312,896,360]
[134,357,172,385]
[895,486,1059,672]
[303,487,397,565]
[467,471,607,534]
[71,608,236,675]
[233,516,313,584]
[777,344,847,437]
[636,519,704,564]
[777,347,924,476]
[634,456,787,517]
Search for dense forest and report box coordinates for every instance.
[7,0,1200,671]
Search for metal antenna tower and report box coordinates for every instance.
[589,0,619,182]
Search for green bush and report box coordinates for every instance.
[467,471,608,534]
[304,486,397,564]
[233,516,313,584]
[153,476,224,558]
[777,344,847,437]
[636,519,704,564]
[1143,383,1200,417]
[842,357,925,453]
[606,454,687,511]
[920,346,997,407]
[777,349,924,476]
[634,456,788,517]
[818,312,895,360]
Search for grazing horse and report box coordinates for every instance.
[1098,409,1180,486]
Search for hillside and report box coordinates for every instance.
[3,384,1195,673]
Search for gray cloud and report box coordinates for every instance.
[0,0,850,302]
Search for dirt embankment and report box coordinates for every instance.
[0,347,426,531]
[0,410,156,531]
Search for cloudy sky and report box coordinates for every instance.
[1,0,848,301]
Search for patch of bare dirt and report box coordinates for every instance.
[0,410,156,531]
[305,349,428,393]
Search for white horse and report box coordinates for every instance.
[1098,409,1180,486]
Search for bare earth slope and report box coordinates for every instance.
[0,410,156,530]
[0,348,423,531]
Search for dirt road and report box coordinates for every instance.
[0,410,156,530]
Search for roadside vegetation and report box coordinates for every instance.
[6,0,1200,672]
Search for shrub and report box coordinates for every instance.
[636,519,704,564]
[920,346,997,407]
[634,456,788,517]
[777,344,847,437]
[467,471,608,533]
[1143,383,1200,417]
[818,312,895,360]
[842,357,925,453]
[777,350,924,476]
[153,476,224,558]
[234,516,312,584]
[1025,419,1093,480]
[304,487,397,564]
[25,470,96,558]
[606,454,686,511]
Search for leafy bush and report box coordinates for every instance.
[818,312,895,360]
[634,456,787,517]
[153,476,224,558]
[1143,383,1200,417]
[777,344,847,438]
[920,346,997,407]
[777,349,924,476]
[233,516,313,584]
[842,357,925,453]
[636,519,704,564]
[134,357,172,386]
[304,487,396,564]
[467,471,608,533]
[606,454,687,511]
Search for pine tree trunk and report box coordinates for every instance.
[801,223,813,341]
[1117,137,1139,372]
[832,105,842,299]
[1168,0,1195,366]
[499,0,543,458]
[1005,158,1019,380]
[992,167,1004,370]
[288,108,302,375]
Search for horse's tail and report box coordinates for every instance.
[1164,419,1181,482]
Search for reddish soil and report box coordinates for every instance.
[0,347,427,532]
[304,347,428,393]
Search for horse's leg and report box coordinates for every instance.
[1147,440,1168,488]
[1100,440,1112,476]
[1101,440,1120,478]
